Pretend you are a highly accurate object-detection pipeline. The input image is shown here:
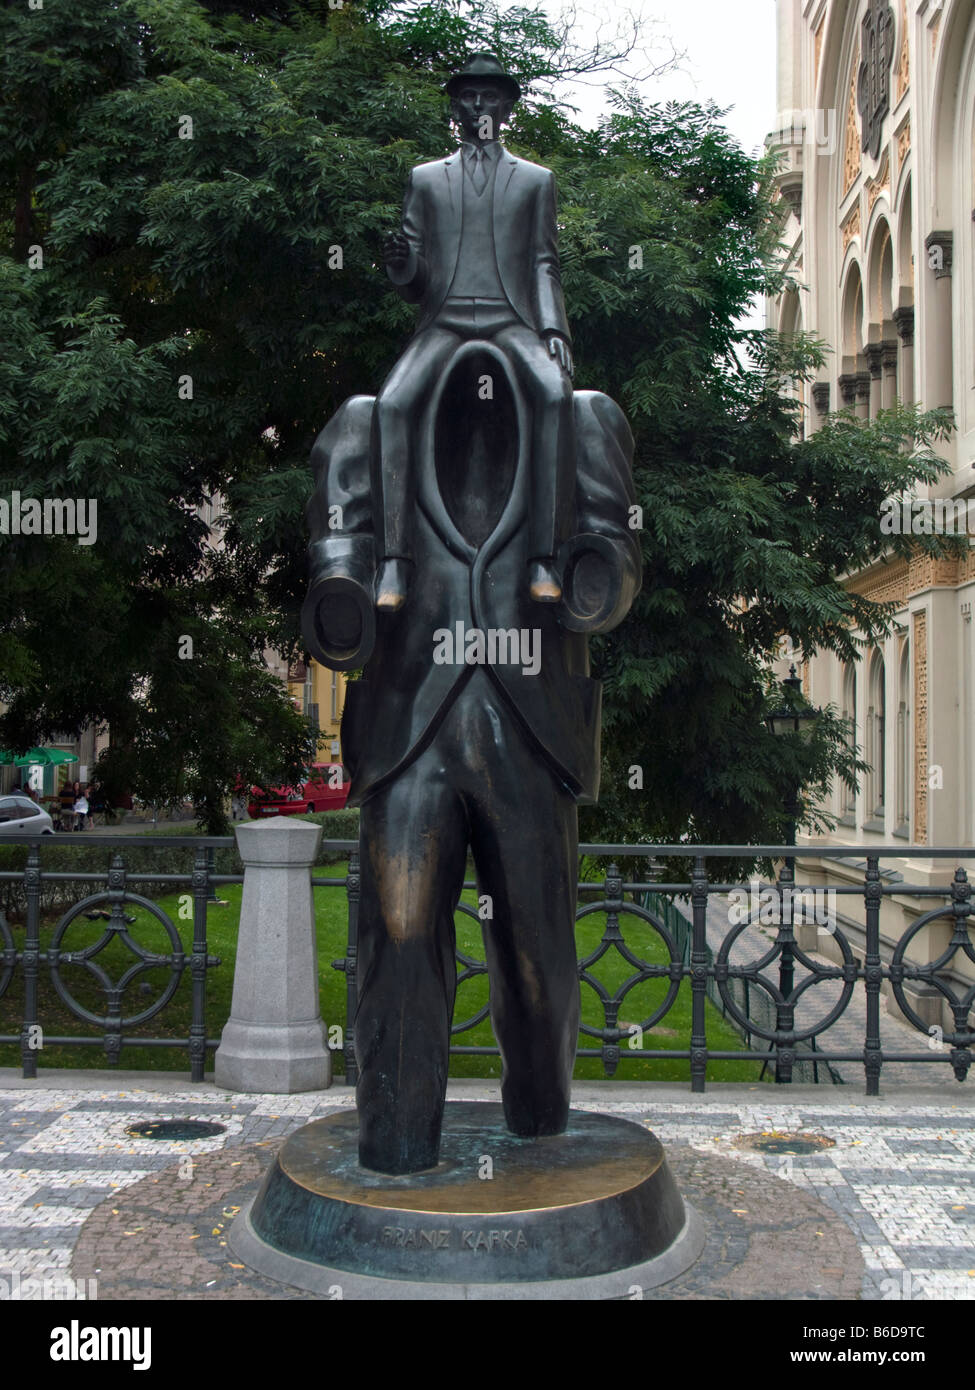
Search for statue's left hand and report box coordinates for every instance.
[546,334,573,378]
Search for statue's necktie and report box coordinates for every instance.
[469,147,488,196]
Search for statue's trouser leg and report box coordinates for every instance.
[449,674,581,1137]
[354,673,580,1166]
[373,325,462,562]
[471,762,580,1137]
[492,323,575,562]
[355,749,468,1174]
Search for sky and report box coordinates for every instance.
[540,0,778,160]
[536,0,779,326]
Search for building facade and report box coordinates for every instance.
[286,657,346,765]
[768,0,975,1025]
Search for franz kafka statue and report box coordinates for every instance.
[301,52,643,1175]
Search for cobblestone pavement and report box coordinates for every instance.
[0,1077,972,1300]
[68,1138,865,1301]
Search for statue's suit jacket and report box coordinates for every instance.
[388,148,572,342]
[304,378,641,807]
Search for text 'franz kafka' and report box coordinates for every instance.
[380,1225,529,1251]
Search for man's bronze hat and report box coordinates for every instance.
[445,52,521,102]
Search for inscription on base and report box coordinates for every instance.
[380,1226,529,1252]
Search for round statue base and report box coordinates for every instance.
[230,1101,704,1299]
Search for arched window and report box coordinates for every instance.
[866,651,887,822]
[842,663,858,820]
[780,288,806,438]
[895,641,910,834]
[840,262,867,415]
[866,220,898,412]
[894,179,915,404]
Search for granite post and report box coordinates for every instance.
[214,816,330,1093]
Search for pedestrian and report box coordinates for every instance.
[72,786,89,831]
[58,778,75,830]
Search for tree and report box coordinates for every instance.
[553,91,957,856]
[0,0,954,841]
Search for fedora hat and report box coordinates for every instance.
[445,52,521,102]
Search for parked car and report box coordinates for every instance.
[247,765,350,818]
[0,796,55,834]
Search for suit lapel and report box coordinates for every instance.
[443,149,462,212]
[493,152,518,277]
[495,150,518,201]
[441,152,463,288]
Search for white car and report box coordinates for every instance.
[0,796,55,834]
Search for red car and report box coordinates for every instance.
[247,764,350,818]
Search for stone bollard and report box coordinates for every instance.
[215,817,331,1093]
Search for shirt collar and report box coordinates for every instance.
[461,139,501,163]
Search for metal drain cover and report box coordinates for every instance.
[737,1132,835,1156]
[126,1120,226,1141]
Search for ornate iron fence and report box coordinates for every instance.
[331,843,975,1093]
[637,889,841,1083]
[0,837,231,1079]
[1,835,973,1091]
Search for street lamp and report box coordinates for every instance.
[765,664,819,851]
[765,666,819,742]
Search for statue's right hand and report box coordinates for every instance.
[384,232,410,270]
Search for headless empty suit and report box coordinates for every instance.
[376,132,575,610]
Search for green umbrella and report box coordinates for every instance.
[11,748,79,767]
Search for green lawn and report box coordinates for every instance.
[0,868,765,1083]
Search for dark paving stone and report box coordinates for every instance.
[804,1193,890,1243]
[0,1113,64,1132]
[64,1100,254,1116]
[817,1168,971,1185]
[0,1154,160,1172]
[0,1225,86,1248]
[28,1185,121,1208]
[884,1138,969,1154]
[894,1246,975,1268]
[797,1113,975,1130]
[757,1154,844,1169]
[620,1111,745,1126]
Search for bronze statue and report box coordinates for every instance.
[374,53,573,611]
[302,52,642,1175]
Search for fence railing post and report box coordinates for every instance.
[205,844,218,904]
[342,848,360,1086]
[863,855,883,1095]
[189,846,210,1082]
[690,855,709,1092]
[102,853,128,1067]
[948,868,973,1081]
[774,857,796,1084]
[20,847,41,1079]
[600,863,624,1077]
